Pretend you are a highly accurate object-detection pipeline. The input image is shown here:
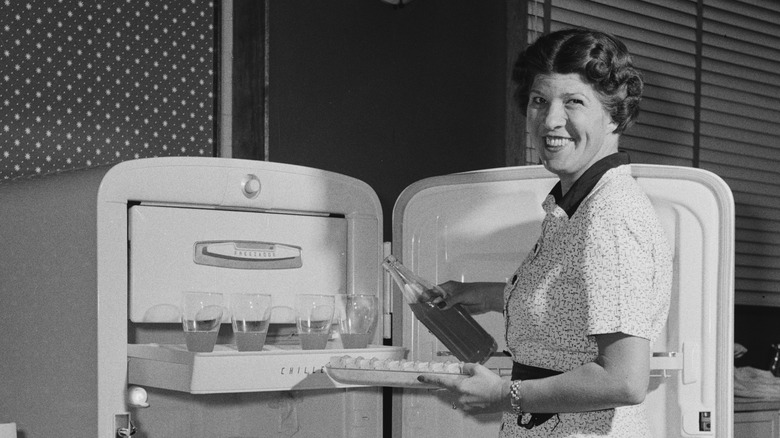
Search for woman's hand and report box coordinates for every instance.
[417,363,511,414]
[419,281,505,315]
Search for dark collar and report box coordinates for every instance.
[550,152,630,218]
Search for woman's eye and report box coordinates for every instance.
[530,96,546,105]
[568,98,584,106]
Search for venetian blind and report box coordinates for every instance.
[698,0,780,304]
[545,0,699,166]
[527,0,780,304]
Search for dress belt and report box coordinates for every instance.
[511,361,563,429]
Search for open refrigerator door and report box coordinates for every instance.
[388,164,734,438]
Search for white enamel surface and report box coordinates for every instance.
[392,164,733,438]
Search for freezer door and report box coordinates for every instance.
[128,204,348,324]
[391,164,734,438]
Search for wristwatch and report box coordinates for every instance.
[510,379,523,415]
[511,379,537,427]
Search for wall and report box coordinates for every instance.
[4,0,508,242]
[1,2,509,434]
[262,0,508,239]
[0,0,218,181]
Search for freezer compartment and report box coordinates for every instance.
[128,343,405,393]
[129,204,348,324]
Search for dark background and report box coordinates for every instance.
[232,0,509,240]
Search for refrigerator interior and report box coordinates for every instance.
[390,164,734,438]
[103,157,407,438]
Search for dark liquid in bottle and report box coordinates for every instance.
[408,302,497,364]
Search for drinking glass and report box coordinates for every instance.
[295,294,335,350]
[230,293,273,352]
[181,291,224,353]
[336,294,378,349]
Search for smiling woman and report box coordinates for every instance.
[517,1,780,378]
[417,28,673,438]
[515,29,643,194]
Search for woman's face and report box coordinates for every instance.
[527,73,619,192]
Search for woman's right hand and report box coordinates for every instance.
[421,281,505,315]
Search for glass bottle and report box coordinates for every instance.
[382,255,497,364]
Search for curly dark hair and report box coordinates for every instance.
[512,28,643,133]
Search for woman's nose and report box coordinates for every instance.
[543,102,566,130]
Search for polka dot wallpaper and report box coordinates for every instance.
[1,0,218,181]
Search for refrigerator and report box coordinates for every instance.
[0,156,734,437]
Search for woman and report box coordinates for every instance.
[417,28,673,437]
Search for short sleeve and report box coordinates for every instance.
[579,180,672,341]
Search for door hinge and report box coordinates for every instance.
[382,242,393,340]
[114,413,137,437]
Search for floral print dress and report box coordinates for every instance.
[499,164,673,438]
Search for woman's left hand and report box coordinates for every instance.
[417,363,510,414]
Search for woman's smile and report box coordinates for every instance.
[544,136,574,148]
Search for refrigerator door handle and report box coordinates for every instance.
[650,351,683,378]
[649,346,699,384]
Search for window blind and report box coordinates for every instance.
[549,0,699,166]
[699,0,780,304]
